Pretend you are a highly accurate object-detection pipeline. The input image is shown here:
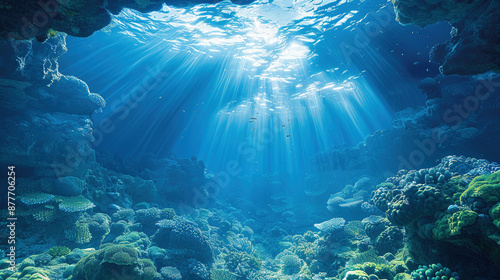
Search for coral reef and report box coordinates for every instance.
[72,244,156,280]
[152,220,214,264]
[410,263,460,280]
[372,156,500,279]
[314,218,346,233]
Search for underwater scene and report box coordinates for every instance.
[1,0,500,279]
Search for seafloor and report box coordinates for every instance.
[1,0,500,280]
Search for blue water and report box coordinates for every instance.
[58,0,450,178]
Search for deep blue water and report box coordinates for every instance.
[58,0,451,179]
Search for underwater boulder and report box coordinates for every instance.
[152,220,213,264]
[392,0,500,75]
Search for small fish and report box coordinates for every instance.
[286,135,290,137]
[249,120,255,122]
[250,117,257,120]
[282,125,285,127]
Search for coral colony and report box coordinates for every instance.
[0,0,499,280]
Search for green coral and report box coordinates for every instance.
[102,245,139,266]
[72,244,155,280]
[12,266,51,280]
[490,202,500,230]
[441,175,468,203]
[410,263,459,280]
[460,171,500,204]
[432,210,478,240]
[55,195,95,212]
[46,246,71,258]
[113,232,150,250]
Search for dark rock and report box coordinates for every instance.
[0,0,255,41]
[392,0,500,75]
